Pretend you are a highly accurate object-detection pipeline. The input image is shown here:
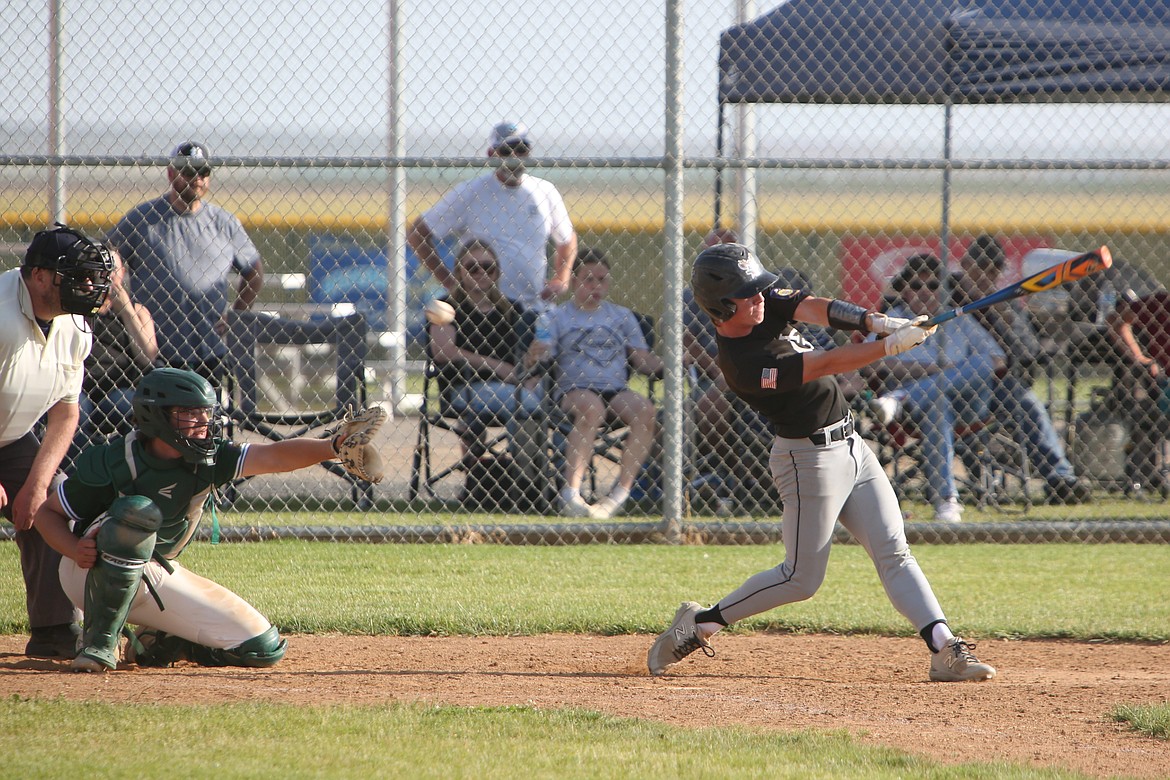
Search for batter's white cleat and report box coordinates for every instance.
[929,637,996,682]
[647,601,714,675]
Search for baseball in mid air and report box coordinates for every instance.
[424,298,456,325]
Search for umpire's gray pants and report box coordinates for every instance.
[1,432,78,629]
[717,429,946,633]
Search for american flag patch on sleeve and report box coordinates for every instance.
[761,368,777,389]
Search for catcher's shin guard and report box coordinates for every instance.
[75,497,162,671]
[190,626,287,668]
[137,625,287,668]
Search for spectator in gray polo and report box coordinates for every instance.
[108,141,264,382]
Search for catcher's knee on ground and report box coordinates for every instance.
[76,496,162,671]
[133,625,287,668]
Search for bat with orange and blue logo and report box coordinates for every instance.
[924,246,1112,327]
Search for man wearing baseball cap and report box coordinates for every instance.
[107,141,264,382]
[408,121,577,310]
[2,224,113,657]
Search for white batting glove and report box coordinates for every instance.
[866,312,912,337]
[883,316,937,356]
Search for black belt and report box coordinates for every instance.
[808,414,854,446]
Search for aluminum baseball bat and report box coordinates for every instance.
[923,246,1113,327]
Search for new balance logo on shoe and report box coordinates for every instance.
[929,637,996,682]
[647,601,715,676]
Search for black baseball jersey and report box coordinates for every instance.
[715,288,849,439]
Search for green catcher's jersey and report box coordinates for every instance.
[60,432,247,558]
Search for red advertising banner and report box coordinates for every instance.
[839,234,1053,310]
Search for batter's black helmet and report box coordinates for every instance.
[23,223,115,316]
[690,243,778,323]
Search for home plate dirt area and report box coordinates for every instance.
[3,633,1168,779]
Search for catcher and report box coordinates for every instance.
[34,367,385,672]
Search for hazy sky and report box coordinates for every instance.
[4,0,1169,160]
[4,0,733,157]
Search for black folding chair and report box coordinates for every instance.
[222,309,374,509]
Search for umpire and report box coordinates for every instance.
[647,243,996,683]
[2,225,113,657]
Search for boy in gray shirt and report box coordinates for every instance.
[526,249,663,519]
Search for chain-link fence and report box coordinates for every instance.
[3,1,1169,542]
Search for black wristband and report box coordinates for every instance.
[826,299,872,333]
[331,435,342,455]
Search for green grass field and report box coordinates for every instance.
[6,541,1167,641]
[2,538,1168,778]
[0,699,1100,780]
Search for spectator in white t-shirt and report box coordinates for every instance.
[407,121,578,310]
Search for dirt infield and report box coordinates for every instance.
[3,633,1168,778]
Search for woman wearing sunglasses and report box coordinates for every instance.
[427,240,542,473]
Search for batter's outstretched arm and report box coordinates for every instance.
[792,296,834,327]
[793,295,902,335]
[801,340,889,384]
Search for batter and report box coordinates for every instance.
[647,243,996,682]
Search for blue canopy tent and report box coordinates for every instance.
[714,0,1170,232]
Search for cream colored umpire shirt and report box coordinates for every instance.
[0,269,91,447]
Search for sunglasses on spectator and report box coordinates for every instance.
[907,279,941,291]
[493,143,530,157]
[176,167,211,178]
[461,262,497,275]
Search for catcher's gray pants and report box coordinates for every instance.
[716,425,946,632]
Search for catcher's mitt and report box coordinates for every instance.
[331,405,387,483]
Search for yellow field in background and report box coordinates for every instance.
[4,186,1170,235]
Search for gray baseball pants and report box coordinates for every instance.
[716,428,946,632]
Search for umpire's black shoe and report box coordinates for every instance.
[1045,478,1092,506]
[25,622,81,658]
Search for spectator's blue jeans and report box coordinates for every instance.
[448,381,542,453]
[885,361,996,504]
[990,376,1074,484]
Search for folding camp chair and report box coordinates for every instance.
[222,309,374,509]
[408,310,547,512]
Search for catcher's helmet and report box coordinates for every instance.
[690,243,778,323]
[23,223,114,316]
[133,368,220,465]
